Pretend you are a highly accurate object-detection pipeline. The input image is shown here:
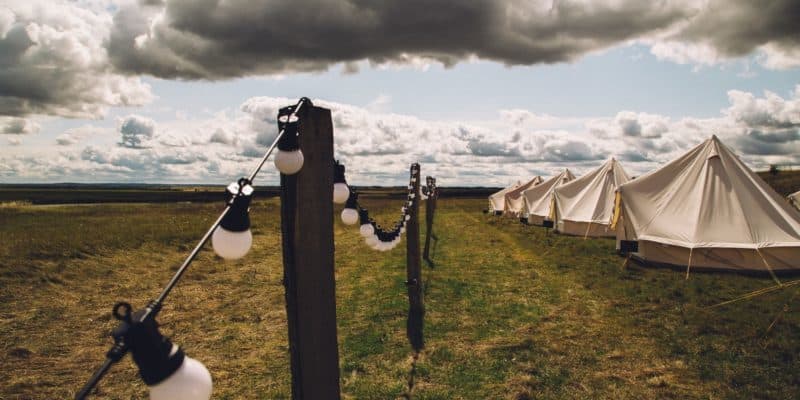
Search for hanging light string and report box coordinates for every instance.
[75,97,312,400]
[333,162,424,251]
[421,176,438,200]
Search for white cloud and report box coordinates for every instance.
[0,0,153,118]
[0,116,40,134]
[55,125,106,146]
[119,114,156,148]
[3,87,800,184]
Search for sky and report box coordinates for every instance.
[1,0,800,186]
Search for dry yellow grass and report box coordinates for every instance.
[1,197,798,399]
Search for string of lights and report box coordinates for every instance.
[332,162,423,251]
[421,176,438,200]
[75,98,312,400]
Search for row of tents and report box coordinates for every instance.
[488,135,800,274]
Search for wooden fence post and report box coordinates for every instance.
[279,104,341,400]
[406,163,425,352]
[422,177,438,266]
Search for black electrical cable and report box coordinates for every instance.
[75,97,311,400]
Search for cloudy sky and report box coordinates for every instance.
[1,0,800,186]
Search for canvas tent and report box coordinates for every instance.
[521,169,575,225]
[488,181,521,214]
[503,176,544,216]
[553,158,630,237]
[790,190,800,211]
[612,135,800,274]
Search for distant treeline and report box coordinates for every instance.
[3,169,794,205]
[0,184,500,204]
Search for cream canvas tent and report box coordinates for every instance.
[521,169,575,225]
[553,158,630,237]
[488,181,521,214]
[790,190,800,211]
[612,135,800,274]
[503,176,543,216]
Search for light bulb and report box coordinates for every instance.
[365,235,379,247]
[359,224,374,237]
[211,227,252,260]
[405,215,411,221]
[274,149,304,174]
[149,356,212,400]
[333,183,350,204]
[341,208,359,225]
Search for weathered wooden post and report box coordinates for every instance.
[422,176,438,265]
[279,103,341,399]
[406,163,425,352]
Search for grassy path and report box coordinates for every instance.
[1,198,798,399]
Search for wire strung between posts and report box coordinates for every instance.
[337,163,424,251]
[421,176,438,201]
[75,97,311,400]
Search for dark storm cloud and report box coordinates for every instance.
[671,0,800,62]
[107,0,693,79]
[0,2,152,118]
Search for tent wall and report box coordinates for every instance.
[613,135,800,273]
[488,183,518,212]
[504,177,542,216]
[553,158,629,238]
[630,241,799,273]
[557,220,615,238]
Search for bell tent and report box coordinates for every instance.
[612,135,800,274]
[504,176,544,216]
[488,181,521,214]
[521,169,575,225]
[553,158,630,238]
[790,190,800,211]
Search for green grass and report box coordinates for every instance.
[1,197,799,399]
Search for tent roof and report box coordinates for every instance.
[554,158,630,225]
[488,180,521,210]
[505,176,544,201]
[616,135,800,249]
[522,169,576,218]
[790,190,800,210]
[503,176,544,214]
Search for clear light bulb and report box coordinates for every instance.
[359,224,374,237]
[211,227,252,260]
[149,356,212,400]
[274,149,304,174]
[341,208,359,225]
[333,183,350,204]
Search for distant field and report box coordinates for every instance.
[1,196,798,399]
[758,169,800,196]
[1,168,796,205]
[0,185,497,204]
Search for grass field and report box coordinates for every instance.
[1,196,799,399]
